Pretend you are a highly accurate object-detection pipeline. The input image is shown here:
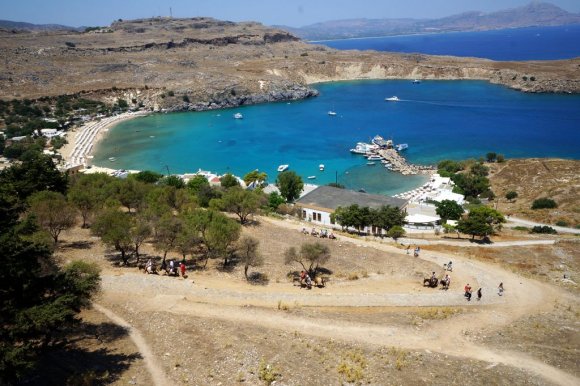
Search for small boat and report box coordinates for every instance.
[366,161,376,166]
[412,79,421,84]
[385,96,400,102]
[277,164,289,172]
[328,111,337,116]
[307,176,317,179]
[396,143,409,151]
[319,164,325,171]
[233,113,243,119]
[108,157,116,162]
[367,155,382,161]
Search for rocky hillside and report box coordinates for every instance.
[0,17,579,112]
[280,2,580,40]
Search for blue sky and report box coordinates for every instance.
[1,0,579,27]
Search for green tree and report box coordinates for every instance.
[211,186,262,224]
[0,153,67,205]
[284,242,331,277]
[220,173,240,189]
[531,197,557,210]
[332,204,372,233]
[236,236,263,280]
[132,170,164,184]
[496,154,505,163]
[371,205,406,232]
[457,206,505,240]
[435,200,464,222]
[92,209,134,265]
[243,170,267,186]
[153,214,183,264]
[159,175,185,189]
[186,175,210,194]
[437,159,464,176]
[276,171,303,202]
[28,190,76,244]
[386,225,405,240]
[130,217,152,263]
[190,209,241,267]
[486,152,497,163]
[0,226,100,382]
[268,191,285,211]
[67,173,116,228]
[505,191,518,202]
[114,178,148,213]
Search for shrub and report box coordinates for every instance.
[496,154,505,163]
[65,41,76,48]
[531,198,557,210]
[513,226,529,232]
[167,90,175,97]
[531,226,557,234]
[505,191,518,201]
[300,52,309,56]
[555,220,569,227]
[182,95,190,103]
[258,358,280,385]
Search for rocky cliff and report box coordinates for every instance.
[0,17,578,112]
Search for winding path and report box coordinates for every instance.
[93,303,170,386]
[97,216,578,386]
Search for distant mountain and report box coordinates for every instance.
[0,19,81,32]
[277,2,580,40]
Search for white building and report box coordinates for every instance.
[295,185,408,234]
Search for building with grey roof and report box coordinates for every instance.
[295,185,408,231]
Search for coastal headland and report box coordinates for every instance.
[1,17,579,113]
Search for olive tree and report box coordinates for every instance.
[92,208,134,264]
[28,190,76,244]
[236,236,263,280]
[284,242,331,277]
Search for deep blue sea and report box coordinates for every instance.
[94,80,580,196]
[316,25,580,61]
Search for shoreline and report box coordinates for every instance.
[61,111,149,168]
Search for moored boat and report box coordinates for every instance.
[233,113,243,119]
[277,164,289,172]
[366,154,382,161]
[396,143,409,151]
[328,111,337,116]
[412,79,421,84]
[366,161,376,166]
[319,164,325,171]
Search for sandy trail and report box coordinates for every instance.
[93,303,171,386]
[98,216,578,386]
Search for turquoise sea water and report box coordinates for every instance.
[317,25,580,61]
[93,80,580,195]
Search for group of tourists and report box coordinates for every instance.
[145,258,187,277]
[302,227,336,239]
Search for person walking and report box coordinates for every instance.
[498,282,504,296]
[180,261,186,278]
[477,287,482,301]
[464,283,472,301]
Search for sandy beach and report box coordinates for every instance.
[60,111,149,168]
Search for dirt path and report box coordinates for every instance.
[97,216,578,386]
[93,303,171,386]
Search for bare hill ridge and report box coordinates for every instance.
[279,2,580,40]
[1,17,579,110]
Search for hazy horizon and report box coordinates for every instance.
[1,0,580,28]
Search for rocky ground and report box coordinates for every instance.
[1,17,579,109]
[487,158,580,227]
[48,212,579,385]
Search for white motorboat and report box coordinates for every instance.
[307,175,317,179]
[319,164,325,171]
[396,143,409,151]
[350,142,378,154]
[108,157,116,162]
[367,154,382,161]
[233,113,243,119]
[277,164,289,172]
[328,111,337,116]
[385,96,400,102]
[366,161,376,166]
[412,79,421,84]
